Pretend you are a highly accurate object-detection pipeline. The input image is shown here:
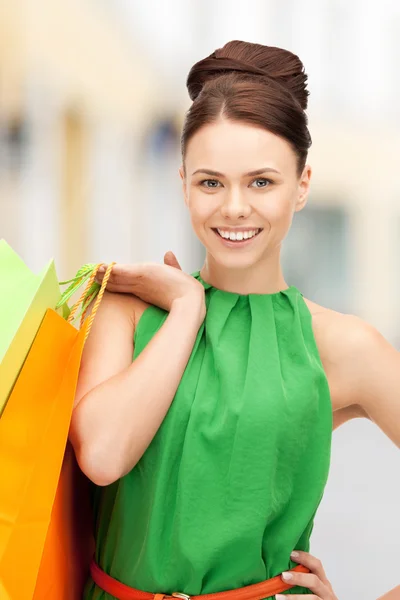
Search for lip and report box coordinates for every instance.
[213,227,261,231]
[212,228,263,248]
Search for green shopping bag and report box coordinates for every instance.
[0,240,64,416]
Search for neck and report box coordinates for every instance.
[200,249,289,295]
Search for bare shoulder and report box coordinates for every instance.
[300,294,373,424]
[85,289,151,330]
[301,294,377,352]
[300,294,350,363]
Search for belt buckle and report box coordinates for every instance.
[171,593,191,600]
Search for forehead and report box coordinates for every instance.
[185,119,297,175]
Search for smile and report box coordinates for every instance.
[212,228,263,246]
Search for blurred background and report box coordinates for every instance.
[0,1,399,598]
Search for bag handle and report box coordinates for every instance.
[56,262,115,339]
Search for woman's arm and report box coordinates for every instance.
[319,315,400,599]
[69,289,204,486]
[338,314,400,448]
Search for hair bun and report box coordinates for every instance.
[187,40,309,110]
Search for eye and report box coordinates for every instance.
[199,179,221,189]
[250,177,272,188]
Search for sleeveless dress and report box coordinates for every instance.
[83,270,333,599]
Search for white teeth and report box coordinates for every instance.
[217,228,260,241]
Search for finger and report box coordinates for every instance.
[164,251,182,270]
[95,283,133,294]
[290,551,330,585]
[281,571,328,599]
[92,273,135,294]
[95,264,146,286]
[164,251,181,269]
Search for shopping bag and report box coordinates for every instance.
[32,263,113,600]
[32,441,95,600]
[0,261,114,600]
[0,239,62,416]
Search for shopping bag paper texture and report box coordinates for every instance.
[0,308,91,598]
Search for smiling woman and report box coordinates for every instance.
[175,42,313,293]
[179,116,311,292]
[73,39,399,600]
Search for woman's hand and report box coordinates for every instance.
[95,251,206,317]
[276,550,339,599]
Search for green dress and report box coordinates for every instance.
[83,270,332,599]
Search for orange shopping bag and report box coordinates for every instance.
[0,262,114,600]
[32,441,95,599]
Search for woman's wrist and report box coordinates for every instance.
[170,293,206,327]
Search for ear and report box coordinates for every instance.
[294,164,312,213]
[179,165,189,207]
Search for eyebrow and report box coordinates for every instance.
[191,167,281,177]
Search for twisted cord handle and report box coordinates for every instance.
[66,263,103,324]
[66,262,115,340]
[82,263,115,341]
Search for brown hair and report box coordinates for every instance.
[181,40,312,177]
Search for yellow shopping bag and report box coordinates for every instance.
[0,262,114,600]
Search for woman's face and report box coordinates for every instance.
[180,119,311,271]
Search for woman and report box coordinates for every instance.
[70,41,400,600]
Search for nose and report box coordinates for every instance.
[220,189,251,220]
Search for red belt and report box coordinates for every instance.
[90,559,310,600]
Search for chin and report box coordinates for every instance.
[208,249,262,271]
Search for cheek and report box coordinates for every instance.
[187,190,215,226]
[259,192,293,227]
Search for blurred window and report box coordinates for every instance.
[282,203,351,312]
[0,115,28,176]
